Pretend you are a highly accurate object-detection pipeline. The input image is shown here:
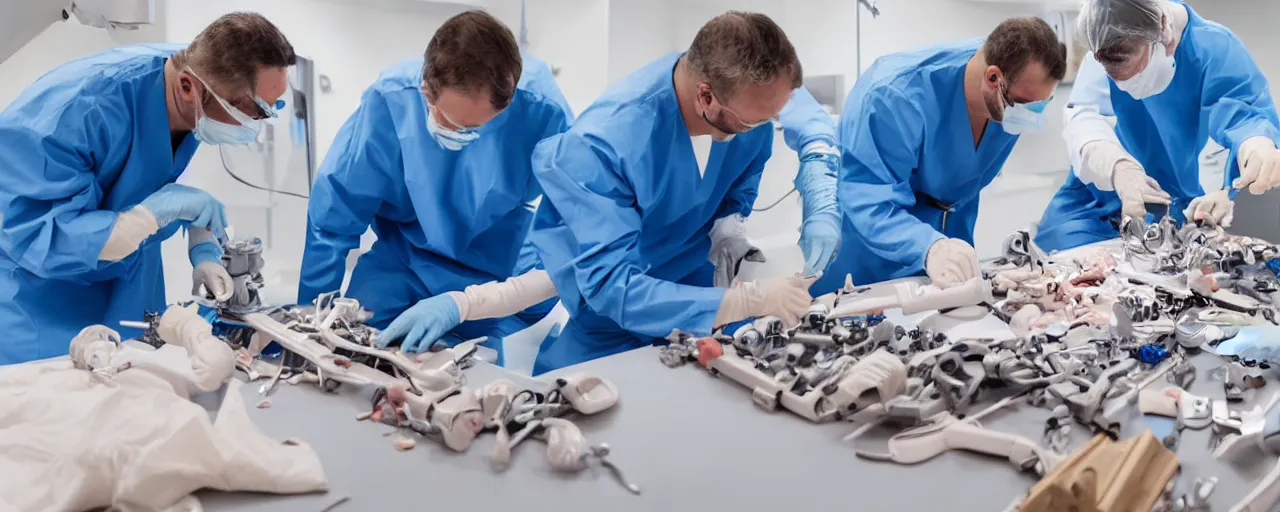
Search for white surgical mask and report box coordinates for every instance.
[187,69,265,146]
[1001,97,1051,135]
[424,100,481,151]
[1114,42,1177,100]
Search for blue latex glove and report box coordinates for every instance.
[796,156,840,276]
[376,294,462,353]
[140,183,228,242]
[188,240,222,266]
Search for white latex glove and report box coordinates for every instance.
[715,274,818,328]
[1232,136,1280,195]
[709,214,766,287]
[1112,160,1171,219]
[1184,189,1235,227]
[192,261,234,302]
[925,238,980,290]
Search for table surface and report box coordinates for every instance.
[198,305,1280,512]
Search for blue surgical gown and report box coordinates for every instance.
[0,44,199,365]
[529,52,805,374]
[298,55,572,361]
[813,40,1020,294]
[1035,3,1280,252]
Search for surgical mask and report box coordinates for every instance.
[187,69,264,146]
[425,100,481,151]
[1001,97,1051,135]
[1114,42,1177,100]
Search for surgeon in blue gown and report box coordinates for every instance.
[0,13,297,365]
[529,12,822,375]
[298,11,573,363]
[1036,0,1280,252]
[813,17,1066,294]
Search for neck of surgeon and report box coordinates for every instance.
[674,55,715,137]
[964,49,993,126]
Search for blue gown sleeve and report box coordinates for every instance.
[715,136,772,220]
[533,133,727,337]
[840,87,945,273]
[0,95,125,280]
[780,87,840,226]
[297,90,400,304]
[1198,30,1280,187]
[780,87,838,152]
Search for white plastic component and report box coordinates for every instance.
[830,278,994,318]
[554,374,619,415]
[1137,387,1179,417]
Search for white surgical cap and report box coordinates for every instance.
[1079,0,1163,56]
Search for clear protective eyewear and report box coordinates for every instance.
[1001,80,1053,113]
[718,101,779,131]
[187,68,279,124]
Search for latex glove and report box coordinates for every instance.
[925,238,980,289]
[139,183,228,242]
[189,241,233,301]
[377,293,464,353]
[1232,136,1280,195]
[710,214,766,287]
[715,274,818,328]
[1184,189,1235,227]
[1112,160,1171,219]
[799,215,840,277]
[795,151,841,277]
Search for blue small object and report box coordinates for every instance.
[1137,343,1170,365]
[1266,258,1280,276]
[274,98,286,110]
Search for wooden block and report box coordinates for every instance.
[1019,430,1178,512]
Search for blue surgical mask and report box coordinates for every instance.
[1001,96,1052,135]
[187,69,263,146]
[424,100,481,151]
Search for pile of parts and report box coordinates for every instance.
[660,222,1280,511]
[139,237,638,495]
[1,305,328,511]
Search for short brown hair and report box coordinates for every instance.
[423,11,521,111]
[686,11,803,100]
[984,17,1068,83]
[172,12,296,93]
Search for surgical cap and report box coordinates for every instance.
[1079,0,1163,59]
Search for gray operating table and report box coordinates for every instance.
[200,309,1280,511]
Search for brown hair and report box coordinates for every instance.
[686,11,803,100]
[171,12,296,93]
[984,17,1068,83]
[423,10,522,110]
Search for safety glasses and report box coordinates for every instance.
[187,68,277,124]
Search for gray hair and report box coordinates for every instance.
[686,11,803,100]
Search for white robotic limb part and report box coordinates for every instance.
[829,278,994,318]
[538,418,642,495]
[854,396,1057,475]
[552,374,620,415]
[68,324,124,376]
[424,390,485,452]
[1213,393,1280,461]
[825,350,908,416]
[482,380,518,467]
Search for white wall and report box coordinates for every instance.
[0,3,168,107]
